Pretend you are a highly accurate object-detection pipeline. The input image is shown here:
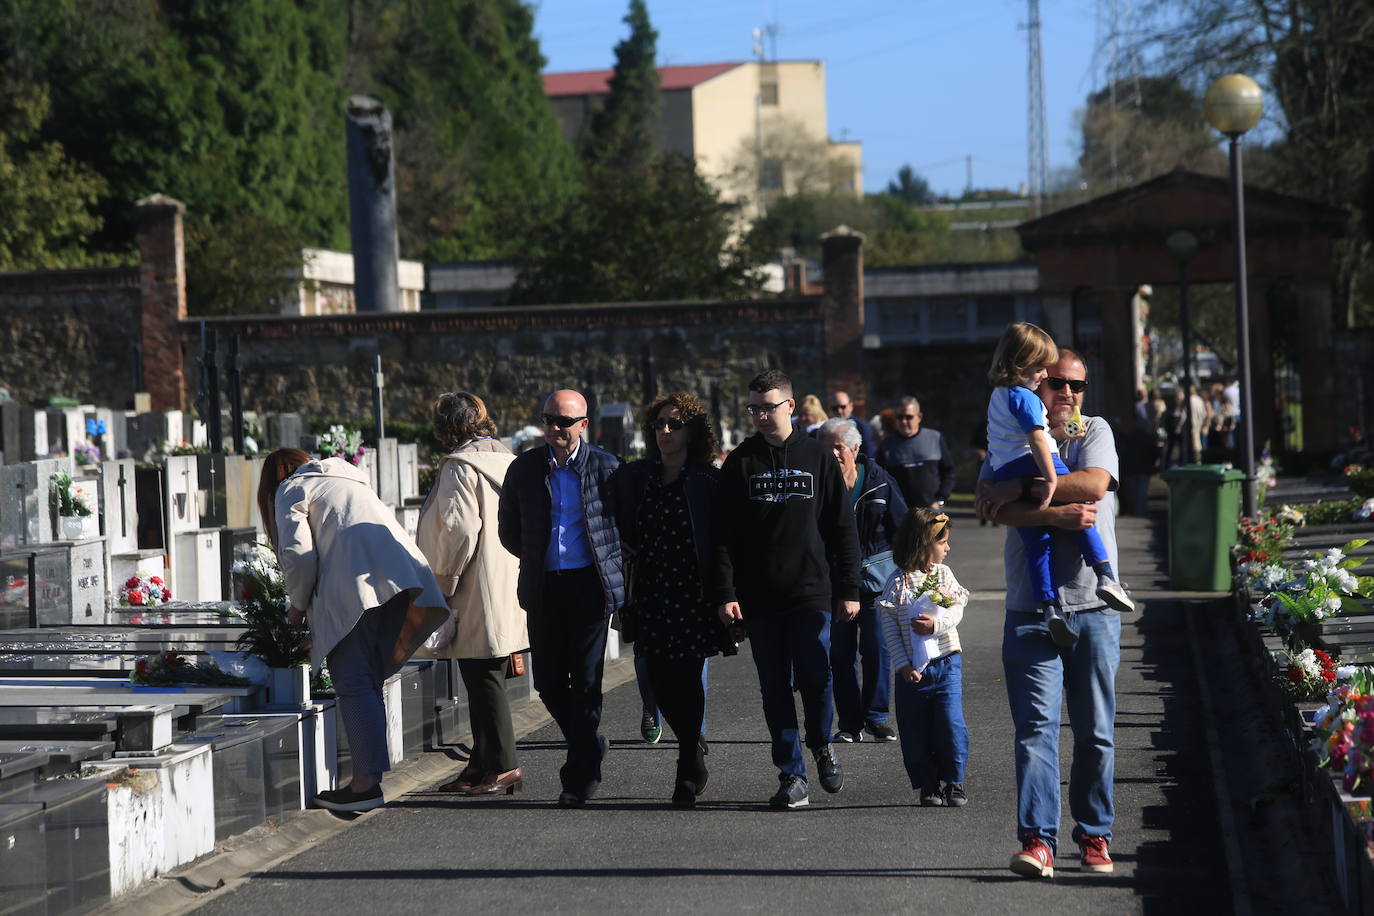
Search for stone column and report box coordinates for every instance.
[137,194,188,411]
[821,226,865,407]
[345,96,400,313]
[1297,278,1337,451]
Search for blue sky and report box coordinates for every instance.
[532,0,1106,197]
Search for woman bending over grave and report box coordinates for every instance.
[258,448,448,812]
[415,392,529,796]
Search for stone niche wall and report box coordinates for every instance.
[198,299,826,442]
[0,268,142,407]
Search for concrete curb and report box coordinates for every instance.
[97,655,638,916]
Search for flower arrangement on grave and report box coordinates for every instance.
[227,541,308,668]
[317,424,365,466]
[1256,448,1278,495]
[119,571,172,606]
[1234,513,1295,568]
[1311,671,1374,792]
[166,440,209,456]
[73,441,101,466]
[51,471,92,518]
[1248,540,1373,646]
[1345,465,1374,499]
[130,650,249,687]
[1356,499,1374,523]
[1273,504,1306,528]
[1275,647,1338,702]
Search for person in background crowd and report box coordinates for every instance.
[876,396,956,510]
[818,417,907,744]
[617,392,732,808]
[498,389,624,808]
[797,395,828,436]
[262,448,448,813]
[416,392,528,797]
[714,369,861,810]
[829,388,878,457]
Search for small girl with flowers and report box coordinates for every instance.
[877,507,971,808]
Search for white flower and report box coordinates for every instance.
[1355,499,1374,522]
[1337,667,1358,681]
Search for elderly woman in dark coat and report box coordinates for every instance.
[616,392,733,808]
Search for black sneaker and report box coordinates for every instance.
[833,730,861,743]
[944,782,968,807]
[314,784,384,812]
[919,784,945,807]
[769,774,809,809]
[863,720,897,742]
[813,745,844,794]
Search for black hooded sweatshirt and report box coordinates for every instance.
[711,429,861,615]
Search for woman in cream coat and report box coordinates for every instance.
[416,392,529,796]
[259,448,448,813]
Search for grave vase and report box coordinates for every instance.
[267,664,312,709]
[60,515,86,540]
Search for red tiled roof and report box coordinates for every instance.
[543,62,742,97]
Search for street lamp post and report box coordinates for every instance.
[1204,74,1264,517]
[1166,229,1199,463]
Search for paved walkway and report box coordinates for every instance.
[186,506,1232,914]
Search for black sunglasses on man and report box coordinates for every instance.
[1043,377,1087,394]
[541,414,587,429]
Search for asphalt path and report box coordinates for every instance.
[192,505,1230,914]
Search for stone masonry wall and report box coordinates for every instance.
[0,268,142,408]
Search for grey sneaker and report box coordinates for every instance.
[919,784,945,807]
[1042,604,1077,647]
[944,782,968,807]
[813,745,844,794]
[769,773,809,809]
[1095,576,1135,613]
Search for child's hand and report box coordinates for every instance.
[910,613,936,636]
[898,665,921,684]
[1038,476,1056,510]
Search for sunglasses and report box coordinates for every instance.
[652,417,686,432]
[541,414,587,429]
[1044,377,1088,393]
[897,413,918,421]
[830,403,850,412]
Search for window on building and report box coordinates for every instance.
[929,299,970,338]
[761,82,779,105]
[760,158,784,190]
[830,162,856,192]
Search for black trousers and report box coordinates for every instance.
[527,567,609,795]
[457,656,518,774]
[646,655,708,778]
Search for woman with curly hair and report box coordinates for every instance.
[616,392,734,808]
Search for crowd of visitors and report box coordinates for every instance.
[256,321,1138,877]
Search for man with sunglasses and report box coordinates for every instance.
[828,389,877,457]
[875,396,956,510]
[498,389,625,808]
[975,349,1125,879]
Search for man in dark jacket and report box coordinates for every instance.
[715,370,862,810]
[876,395,956,509]
[498,389,624,808]
[819,417,908,744]
[829,388,878,457]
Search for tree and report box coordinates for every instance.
[1076,75,1220,192]
[510,153,764,304]
[580,0,659,173]
[886,165,935,205]
[719,115,837,203]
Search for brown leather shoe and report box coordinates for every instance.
[438,764,485,793]
[466,767,525,796]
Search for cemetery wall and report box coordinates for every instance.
[195,299,828,440]
[0,268,142,408]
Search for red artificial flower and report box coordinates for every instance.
[149,576,163,586]
[128,590,144,606]
[1288,667,1303,683]
[163,589,171,601]
[240,587,254,601]
[125,576,141,589]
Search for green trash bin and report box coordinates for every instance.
[1160,465,1246,591]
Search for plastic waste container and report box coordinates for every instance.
[1160,465,1246,591]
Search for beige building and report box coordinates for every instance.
[544,61,862,213]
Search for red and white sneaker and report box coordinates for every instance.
[1009,836,1055,878]
[1077,835,1114,872]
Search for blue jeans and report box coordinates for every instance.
[746,609,834,779]
[830,596,891,732]
[327,595,408,778]
[995,453,1109,603]
[892,652,968,790]
[1002,608,1120,852]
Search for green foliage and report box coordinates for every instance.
[580,0,659,173]
[886,165,936,205]
[512,154,765,304]
[51,471,91,517]
[229,543,306,668]
[1076,75,1219,192]
[186,210,310,315]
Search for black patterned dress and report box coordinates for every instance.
[634,477,722,661]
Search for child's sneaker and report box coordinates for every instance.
[1077,835,1114,872]
[1041,603,1077,647]
[1095,576,1135,613]
[1009,836,1055,878]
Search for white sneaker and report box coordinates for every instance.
[1096,577,1135,613]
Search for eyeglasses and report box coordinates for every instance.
[541,414,587,429]
[652,417,685,432]
[1044,377,1088,394]
[745,400,789,417]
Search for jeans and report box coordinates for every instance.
[995,453,1108,603]
[327,595,408,779]
[1002,608,1120,852]
[746,609,834,779]
[527,568,610,796]
[892,652,968,790]
[830,596,891,732]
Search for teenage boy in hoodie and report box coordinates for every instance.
[715,369,863,809]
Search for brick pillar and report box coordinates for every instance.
[137,194,188,411]
[821,226,866,409]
